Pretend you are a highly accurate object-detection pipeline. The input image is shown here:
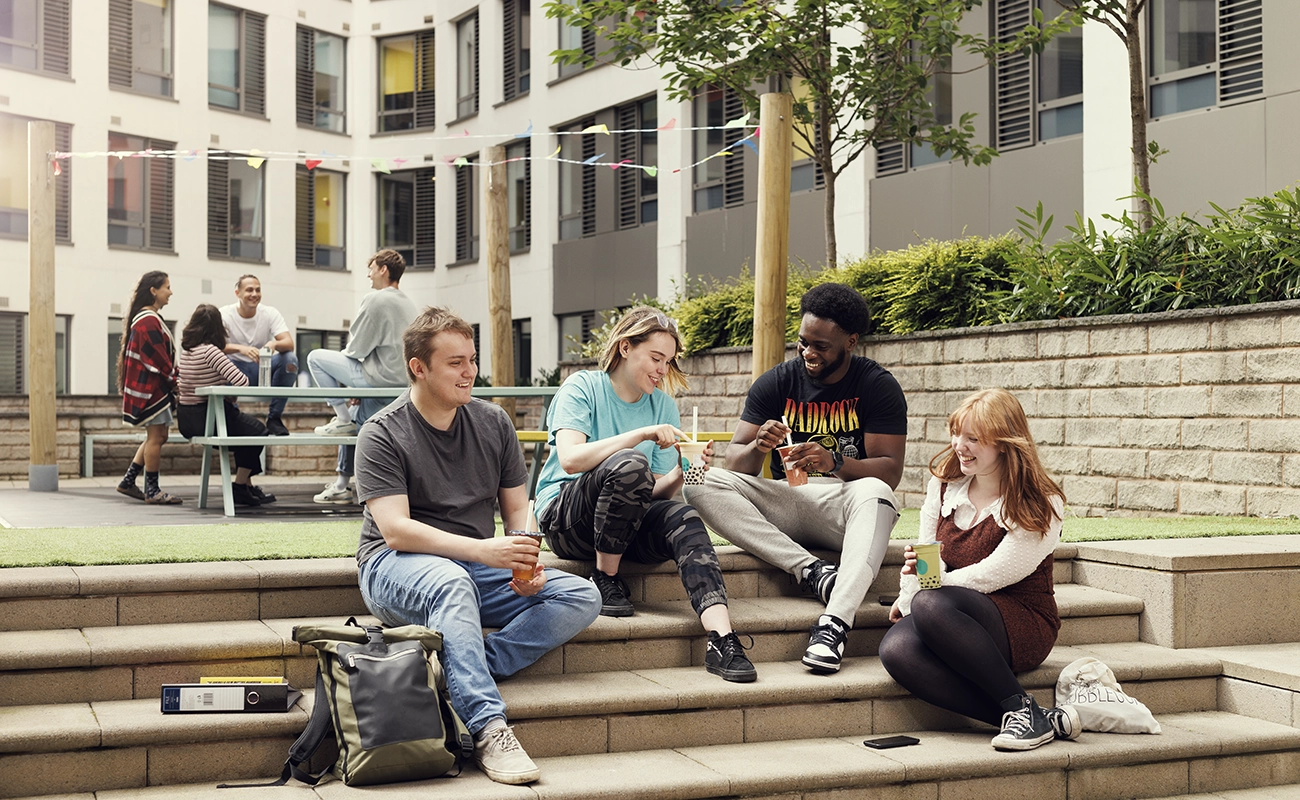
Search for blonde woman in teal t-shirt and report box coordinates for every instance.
[534,306,757,683]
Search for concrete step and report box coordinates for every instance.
[0,545,1079,632]
[0,583,1140,708]
[0,642,1225,796]
[7,711,1300,800]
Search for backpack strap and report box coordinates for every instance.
[217,667,334,788]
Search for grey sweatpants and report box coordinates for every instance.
[685,469,900,624]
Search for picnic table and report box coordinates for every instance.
[192,385,558,516]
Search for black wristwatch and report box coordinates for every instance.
[827,449,844,474]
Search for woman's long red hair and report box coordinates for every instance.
[929,388,1065,536]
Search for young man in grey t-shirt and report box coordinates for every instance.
[354,306,601,786]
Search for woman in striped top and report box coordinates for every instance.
[177,304,273,507]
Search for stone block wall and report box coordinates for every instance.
[667,300,1300,517]
[0,395,548,480]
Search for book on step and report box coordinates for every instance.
[160,682,301,714]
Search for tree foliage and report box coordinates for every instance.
[546,0,1078,267]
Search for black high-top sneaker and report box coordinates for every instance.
[991,694,1055,751]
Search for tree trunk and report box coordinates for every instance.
[822,167,837,268]
[1126,4,1152,229]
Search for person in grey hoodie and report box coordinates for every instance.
[308,249,420,503]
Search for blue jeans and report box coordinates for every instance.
[233,351,299,419]
[337,397,388,477]
[358,549,601,735]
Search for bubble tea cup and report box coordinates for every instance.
[508,531,545,581]
[912,542,942,589]
[776,445,808,487]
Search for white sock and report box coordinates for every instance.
[333,474,350,491]
[328,401,350,420]
[819,614,848,631]
[476,717,507,741]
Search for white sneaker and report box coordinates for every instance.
[473,725,539,785]
[314,416,358,435]
[313,483,356,505]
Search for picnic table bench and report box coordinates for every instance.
[193,386,558,516]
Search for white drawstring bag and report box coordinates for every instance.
[1055,656,1161,734]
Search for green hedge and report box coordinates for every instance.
[566,187,1300,358]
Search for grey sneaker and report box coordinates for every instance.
[473,725,539,785]
[991,694,1055,751]
[1046,703,1081,740]
[314,416,358,435]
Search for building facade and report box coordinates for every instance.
[0,0,1293,400]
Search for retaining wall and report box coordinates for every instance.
[668,300,1300,517]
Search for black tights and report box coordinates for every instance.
[878,586,1025,727]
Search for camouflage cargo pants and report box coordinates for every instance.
[537,449,727,616]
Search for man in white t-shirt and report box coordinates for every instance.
[220,274,298,436]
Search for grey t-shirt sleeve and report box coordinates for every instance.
[354,419,408,502]
[495,404,529,489]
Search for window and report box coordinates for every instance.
[991,0,1082,147]
[108,0,172,96]
[875,51,953,175]
[556,0,593,78]
[378,32,435,132]
[454,156,479,262]
[1,0,69,76]
[298,328,349,383]
[207,153,265,261]
[108,132,174,252]
[503,0,530,101]
[787,78,825,193]
[208,3,266,116]
[377,168,437,269]
[557,118,594,240]
[295,166,346,269]
[557,310,598,360]
[506,140,531,251]
[616,97,658,227]
[1148,0,1262,117]
[0,113,71,243]
[513,318,531,386]
[297,27,346,133]
[456,13,479,119]
[1,312,68,395]
[693,85,745,212]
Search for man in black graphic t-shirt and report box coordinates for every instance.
[686,283,907,675]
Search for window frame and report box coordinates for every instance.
[556,118,594,240]
[107,132,175,253]
[455,12,480,121]
[295,165,348,270]
[692,85,745,213]
[376,167,437,270]
[297,25,348,133]
[503,0,531,102]
[0,113,71,243]
[0,311,70,396]
[1,0,70,78]
[376,30,436,133]
[452,155,480,264]
[208,2,267,117]
[506,139,531,252]
[207,152,267,263]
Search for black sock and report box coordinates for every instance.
[145,471,160,497]
[122,461,143,485]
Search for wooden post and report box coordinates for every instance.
[483,145,516,422]
[751,93,794,381]
[28,121,58,491]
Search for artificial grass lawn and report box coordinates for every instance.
[4,508,1300,568]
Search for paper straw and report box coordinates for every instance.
[692,407,698,442]
[526,499,535,531]
[781,415,794,447]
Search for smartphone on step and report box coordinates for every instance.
[863,735,920,749]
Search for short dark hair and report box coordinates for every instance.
[403,306,476,382]
[800,283,871,336]
[182,304,227,351]
[370,249,406,283]
[235,274,259,289]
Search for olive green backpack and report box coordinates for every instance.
[223,618,473,788]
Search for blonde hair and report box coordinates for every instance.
[598,306,689,396]
[929,388,1065,536]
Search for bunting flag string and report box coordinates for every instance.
[48,117,761,178]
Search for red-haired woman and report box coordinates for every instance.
[879,388,1078,751]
